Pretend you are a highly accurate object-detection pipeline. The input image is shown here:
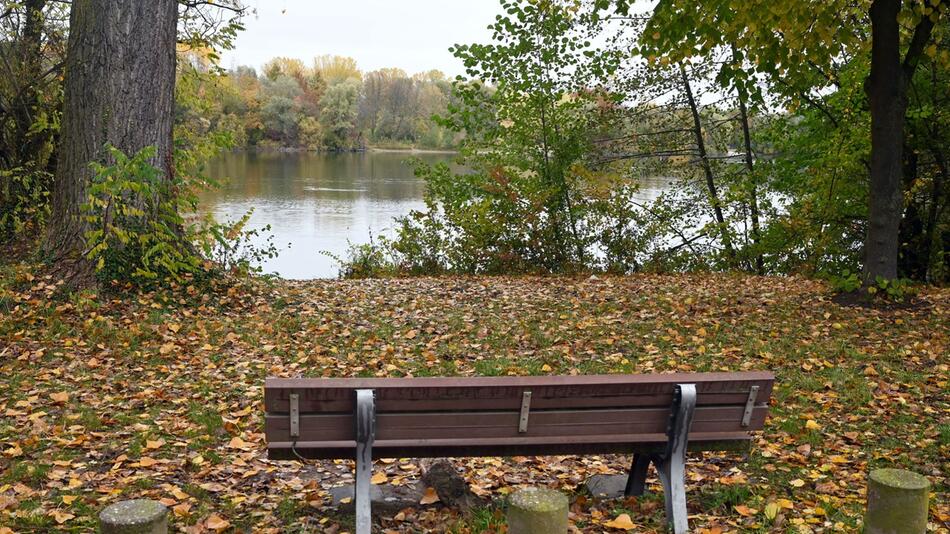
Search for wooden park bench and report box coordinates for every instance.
[264,371,774,534]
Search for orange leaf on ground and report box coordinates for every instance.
[604,513,636,530]
[419,487,440,505]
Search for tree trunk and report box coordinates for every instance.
[863,0,937,284]
[863,0,906,283]
[737,87,763,274]
[680,64,736,266]
[14,0,49,167]
[43,0,178,283]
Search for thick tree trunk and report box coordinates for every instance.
[863,0,937,284]
[680,64,736,266]
[44,0,178,282]
[863,0,906,283]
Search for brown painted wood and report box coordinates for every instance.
[264,372,774,413]
[265,405,768,442]
[262,371,774,461]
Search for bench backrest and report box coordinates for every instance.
[264,372,774,460]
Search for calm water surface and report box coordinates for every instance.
[201,151,673,278]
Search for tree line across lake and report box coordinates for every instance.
[0,0,947,296]
[184,54,461,152]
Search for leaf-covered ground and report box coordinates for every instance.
[1,263,947,533]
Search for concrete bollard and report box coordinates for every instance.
[865,468,930,534]
[507,486,569,534]
[99,499,168,534]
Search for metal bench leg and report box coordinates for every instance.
[624,453,652,496]
[656,383,696,534]
[355,389,376,534]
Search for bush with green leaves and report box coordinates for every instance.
[82,144,277,286]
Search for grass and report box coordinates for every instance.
[0,265,947,532]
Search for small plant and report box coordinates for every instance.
[83,145,202,284]
[827,270,862,293]
[867,276,916,302]
[327,235,398,279]
[827,269,917,303]
[82,144,280,286]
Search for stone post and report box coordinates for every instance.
[865,468,930,534]
[99,499,168,534]
[507,486,569,534]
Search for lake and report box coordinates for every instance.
[201,151,673,279]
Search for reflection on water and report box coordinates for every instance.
[200,151,674,279]
[200,151,446,279]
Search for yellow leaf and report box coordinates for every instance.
[168,323,181,333]
[419,487,440,505]
[50,392,69,403]
[604,513,636,530]
[62,495,78,505]
[805,419,821,431]
[370,472,388,485]
[541,364,553,372]
[205,514,230,532]
[191,455,205,466]
[776,498,794,509]
[790,478,806,488]
[173,503,192,517]
[227,436,248,449]
[145,439,165,450]
[764,501,780,520]
[138,456,158,467]
[159,343,176,355]
[3,445,22,458]
[50,510,75,524]
[405,329,418,339]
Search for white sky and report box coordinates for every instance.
[219,0,501,76]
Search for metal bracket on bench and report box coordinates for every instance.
[623,383,696,534]
[741,385,759,428]
[354,389,376,534]
[289,393,300,439]
[518,391,532,433]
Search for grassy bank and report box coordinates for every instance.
[0,262,947,532]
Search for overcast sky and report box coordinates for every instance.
[219,0,501,76]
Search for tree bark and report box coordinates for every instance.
[737,87,763,274]
[863,0,936,283]
[680,64,737,266]
[43,0,178,282]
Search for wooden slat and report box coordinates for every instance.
[264,372,774,413]
[265,405,769,442]
[266,432,754,460]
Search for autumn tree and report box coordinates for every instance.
[632,0,944,284]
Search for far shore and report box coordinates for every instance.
[230,146,459,155]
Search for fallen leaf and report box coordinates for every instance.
[205,514,230,531]
[419,487,440,505]
[50,392,69,404]
[370,472,388,484]
[50,510,75,524]
[734,504,758,517]
[604,513,636,530]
